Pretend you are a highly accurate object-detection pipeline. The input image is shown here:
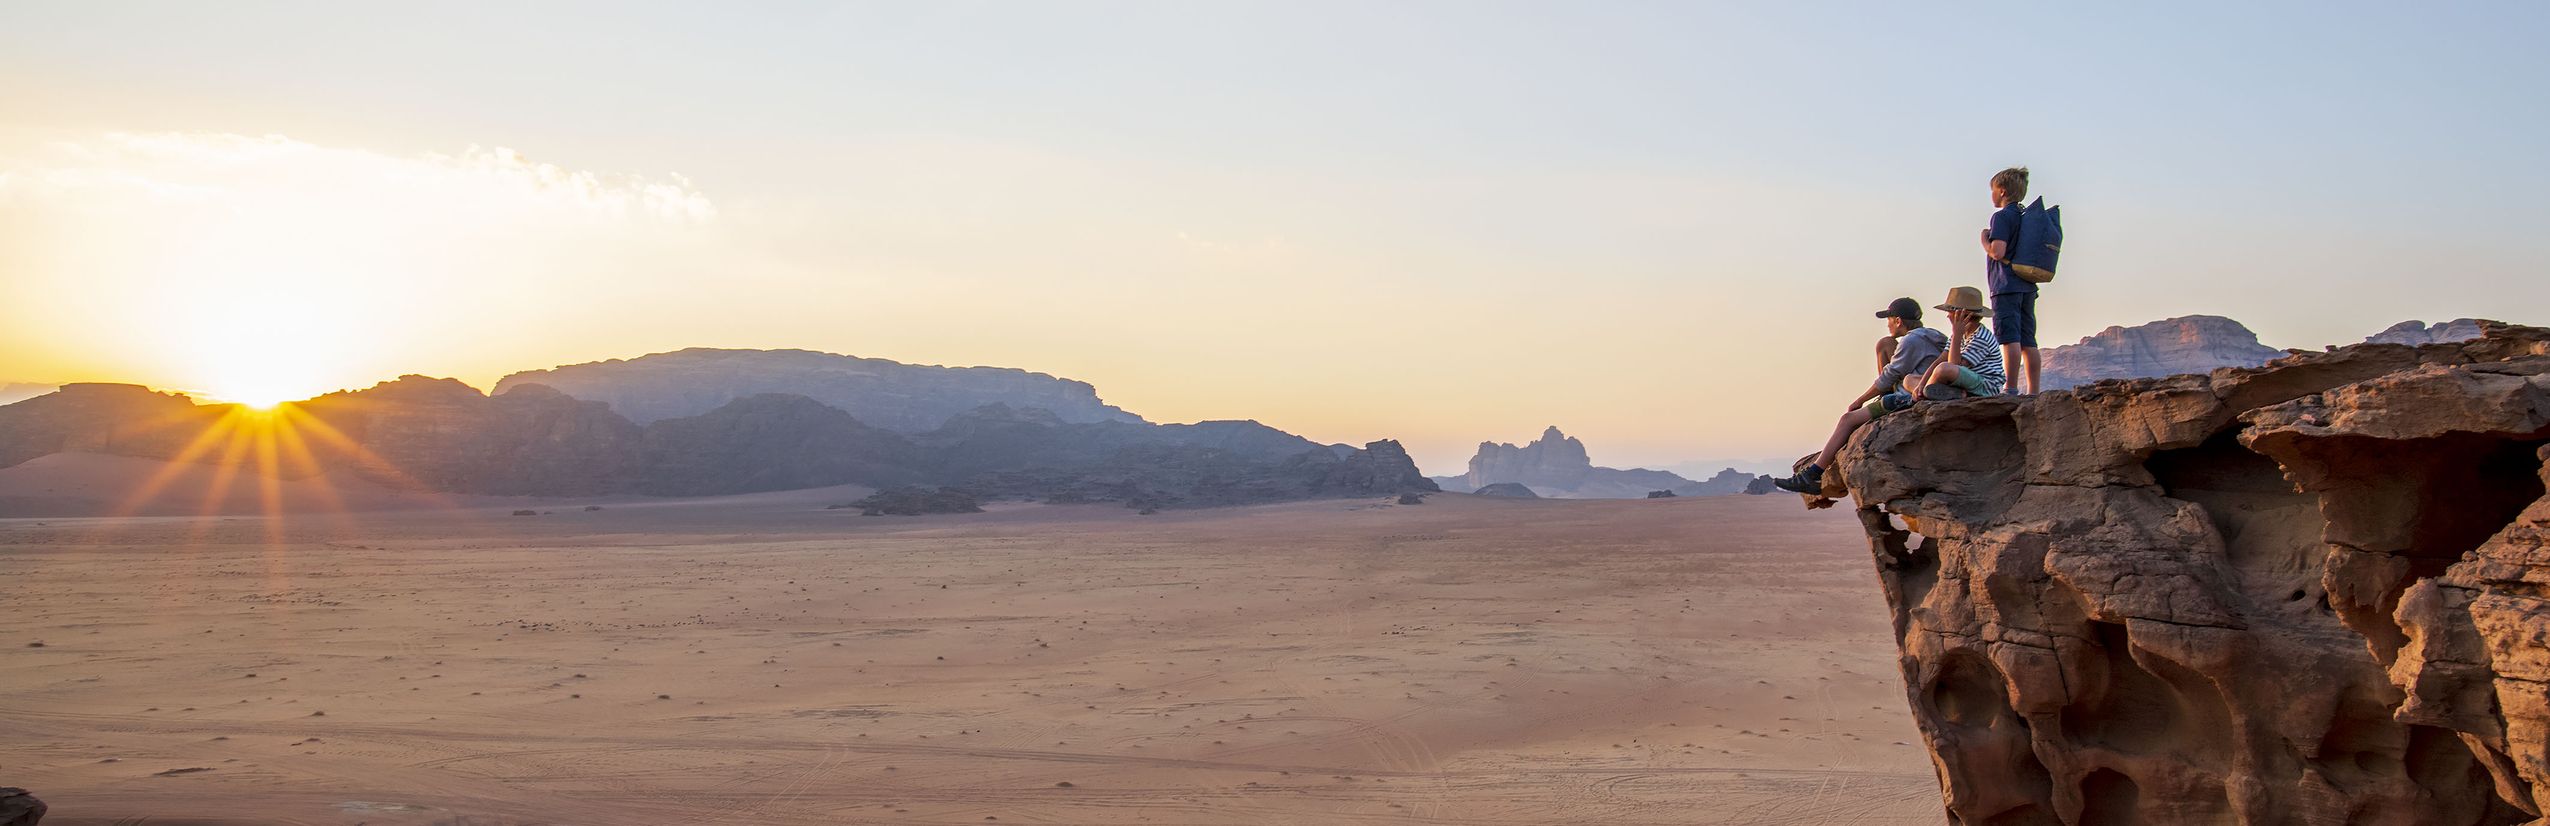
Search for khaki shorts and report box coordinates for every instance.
[1861,391,1916,418]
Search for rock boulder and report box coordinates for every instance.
[0,787,42,826]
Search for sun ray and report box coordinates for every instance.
[80,396,493,556]
[108,407,247,519]
[193,413,257,517]
[278,404,460,507]
[271,416,355,530]
[254,417,286,547]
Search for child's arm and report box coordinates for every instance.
[1860,349,1912,409]
[1985,208,2019,261]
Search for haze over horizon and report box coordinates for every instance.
[5,2,2546,474]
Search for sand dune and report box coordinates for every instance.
[0,452,880,519]
[1,492,1937,824]
[0,452,479,518]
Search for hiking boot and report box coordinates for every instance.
[1771,464,1824,494]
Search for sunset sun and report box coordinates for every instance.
[197,353,331,410]
[212,379,294,410]
[210,375,303,409]
[172,294,364,411]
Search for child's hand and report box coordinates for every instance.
[1979,228,1991,247]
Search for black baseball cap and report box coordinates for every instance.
[1875,297,1923,322]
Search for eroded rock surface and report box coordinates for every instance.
[1834,321,2550,824]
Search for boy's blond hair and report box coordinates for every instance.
[1992,167,2030,203]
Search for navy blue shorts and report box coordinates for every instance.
[1992,292,2038,348]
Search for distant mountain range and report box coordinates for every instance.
[0,350,1432,512]
[1431,426,1769,499]
[2039,316,2484,390]
[0,318,2496,512]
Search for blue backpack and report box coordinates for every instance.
[2008,196,2063,284]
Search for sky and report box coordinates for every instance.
[2,2,2545,475]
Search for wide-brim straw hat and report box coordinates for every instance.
[1935,286,1991,315]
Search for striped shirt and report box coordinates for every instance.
[1957,326,2006,392]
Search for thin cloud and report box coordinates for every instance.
[6,132,716,223]
[0,131,733,404]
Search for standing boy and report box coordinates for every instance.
[1982,167,2040,394]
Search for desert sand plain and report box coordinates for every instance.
[2,456,1938,825]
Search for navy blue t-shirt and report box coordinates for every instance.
[1985,203,2034,296]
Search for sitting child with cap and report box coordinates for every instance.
[1771,296,1947,494]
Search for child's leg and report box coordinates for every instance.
[1875,335,1898,372]
[1991,293,2024,394]
[2018,293,2041,393]
[1815,406,1877,469]
[1927,362,1990,398]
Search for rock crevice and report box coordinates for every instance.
[1835,321,2550,825]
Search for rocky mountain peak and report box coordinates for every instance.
[324,375,489,406]
[1467,426,1591,483]
[1441,427,1716,499]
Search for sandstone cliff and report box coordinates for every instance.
[633,393,923,495]
[0,383,219,470]
[2038,315,2284,391]
[1829,321,2550,824]
[492,347,1145,430]
[294,377,643,495]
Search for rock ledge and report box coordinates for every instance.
[1833,321,2550,824]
